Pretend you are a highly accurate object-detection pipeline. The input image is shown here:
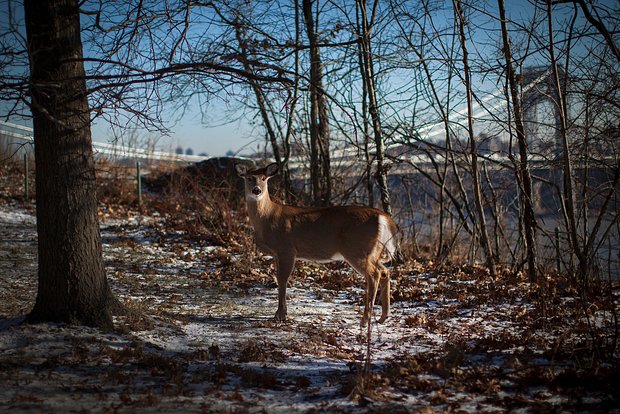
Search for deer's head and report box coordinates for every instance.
[235,162,279,202]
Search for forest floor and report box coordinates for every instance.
[0,163,619,413]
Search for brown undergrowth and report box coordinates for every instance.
[1,158,618,412]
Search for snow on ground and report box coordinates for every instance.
[0,204,618,413]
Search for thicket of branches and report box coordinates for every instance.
[1,1,618,288]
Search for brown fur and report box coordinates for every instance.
[236,163,397,327]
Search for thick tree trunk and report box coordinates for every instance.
[25,0,116,330]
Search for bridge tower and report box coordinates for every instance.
[521,65,568,158]
[520,65,570,213]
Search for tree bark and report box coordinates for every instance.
[357,0,392,215]
[355,6,374,208]
[546,0,584,280]
[453,0,496,276]
[25,0,116,330]
[302,0,331,205]
[497,0,539,282]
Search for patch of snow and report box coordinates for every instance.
[1,204,617,413]
[0,205,36,225]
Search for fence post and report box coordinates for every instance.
[555,227,561,273]
[24,153,29,200]
[136,161,142,205]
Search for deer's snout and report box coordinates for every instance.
[252,187,262,196]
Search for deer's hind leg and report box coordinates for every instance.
[378,263,390,323]
[345,256,381,328]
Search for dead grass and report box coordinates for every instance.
[0,160,619,412]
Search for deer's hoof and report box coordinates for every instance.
[274,310,287,322]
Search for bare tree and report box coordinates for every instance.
[3,0,617,288]
[545,0,583,280]
[544,0,620,283]
[453,0,496,276]
[497,0,539,282]
[390,0,469,258]
[232,13,295,200]
[554,0,620,62]
[302,0,332,205]
[356,0,392,215]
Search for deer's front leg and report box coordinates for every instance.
[362,268,380,328]
[274,253,295,322]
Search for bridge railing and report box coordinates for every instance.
[0,120,209,164]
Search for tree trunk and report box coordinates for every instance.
[355,7,374,208]
[546,0,584,280]
[302,0,331,205]
[357,0,392,215]
[234,22,293,201]
[453,0,496,277]
[409,37,458,255]
[497,0,539,283]
[25,0,116,330]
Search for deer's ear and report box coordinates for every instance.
[265,163,279,177]
[235,163,248,177]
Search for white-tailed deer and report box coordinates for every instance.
[235,163,398,327]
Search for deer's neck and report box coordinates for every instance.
[247,194,278,221]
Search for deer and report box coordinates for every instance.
[235,162,398,327]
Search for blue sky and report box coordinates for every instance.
[91,105,254,157]
[84,0,521,157]
[2,0,613,157]
[90,0,598,157]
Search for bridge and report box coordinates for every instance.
[0,120,209,164]
[1,65,612,174]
